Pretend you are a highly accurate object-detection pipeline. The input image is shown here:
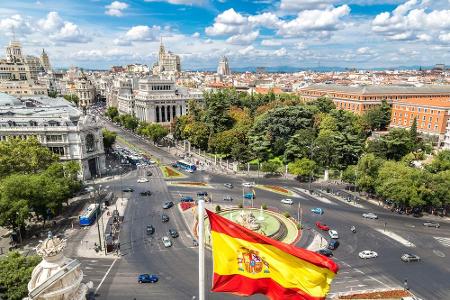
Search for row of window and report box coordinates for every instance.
[393,112,439,123]
[393,105,443,114]
[393,118,439,130]
[337,102,378,110]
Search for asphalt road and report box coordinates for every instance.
[83,116,450,299]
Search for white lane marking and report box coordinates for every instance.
[95,258,118,293]
[374,228,416,247]
[434,237,450,247]
[293,188,337,205]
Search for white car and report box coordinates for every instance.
[162,236,172,248]
[280,198,293,205]
[242,182,256,187]
[328,230,339,239]
[137,178,149,183]
[362,213,378,219]
[359,250,378,259]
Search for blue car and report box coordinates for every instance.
[311,207,324,215]
[180,196,194,202]
[138,274,159,283]
[244,192,255,199]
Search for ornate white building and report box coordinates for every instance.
[0,40,48,96]
[134,76,202,123]
[0,93,106,179]
[152,38,181,76]
[27,232,88,300]
[217,56,231,76]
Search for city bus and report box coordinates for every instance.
[79,203,100,226]
[176,160,197,173]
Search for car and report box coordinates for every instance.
[224,183,233,189]
[122,187,134,192]
[162,236,172,248]
[423,222,440,228]
[137,178,149,183]
[223,196,233,201]
[315,222,330,231]
[146,171,153,176]
[316,249,333,257]
[242,182,256,187]
[138,274,158,283]
[140,190,152,196]
[359,250,378,259]
[197,191,208,197]
[163,201,174,209]
[328,230,339,239]
[161,214,169,222]
[280,198,293,205]
[362,213,378,219]
[146,225,155,235]
[169,229,179,238]
[327,240,340,250]
[149,160,157,164]
[171,163,179,168]
[311,208,324,215]
[401,253,421,262]
[244,192,255,199]
[180,196,194,202]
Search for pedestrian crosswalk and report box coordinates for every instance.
[434,236,450,247]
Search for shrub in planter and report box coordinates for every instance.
[215,205,221,213]
[262,204,267,210]
[238,203,243,209]
[284,212,290,218]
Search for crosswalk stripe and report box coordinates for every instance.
[434,237,450,247]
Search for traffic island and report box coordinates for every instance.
[167,181,213,188]
[335,289,413,299]
[160,165,186,179]
[255,184,298,197]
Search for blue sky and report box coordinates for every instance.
[0,0,449,69]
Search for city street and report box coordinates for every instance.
[68,120,450,300]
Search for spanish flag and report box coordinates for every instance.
[206,210,338,300]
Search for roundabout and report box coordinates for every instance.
[201,207,301,246]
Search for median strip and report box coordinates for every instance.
[374,228,415,247]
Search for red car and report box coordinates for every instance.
[316,221,330,231]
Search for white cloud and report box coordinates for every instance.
[124,25,161,41]
[261,39,283,46]
[105,1,129,17]
[279,0,338,14]
[277,5,350,37]
[38,12,90,43]
[226,31,259,45]
[248,12,281,28]
[439,33,450,43]
[273,47,287,56]
[238,45,254,55]
[205,9,251,36]
[0,14,33,36]
[372,0,450,42]
[144,0,206,5]
[192,32,200,38]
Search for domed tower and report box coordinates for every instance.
[27,232,88,300]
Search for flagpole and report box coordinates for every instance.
[198,199,205,300]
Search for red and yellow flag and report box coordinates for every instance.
[206,210,339,300]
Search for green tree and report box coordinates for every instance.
[0,252,40,300]
[102,129,117,151]
[284,128,316,163]
[0,138,58,178]
[47,90,58,98]
[375,160,425,208]
[410,117,418,145]
[367,128,413,160]
[379,99,392,129]
[309,96,336,113]
[183,121,209,149]
[288,158,317,180]
[146,123,169,143]
[105,106,119,120]
[63,94,79,106]
[120,114,139,131]
[427,150,450,173]
[342,165,357,184]
[261,160,282,174]
[356,154,384,193]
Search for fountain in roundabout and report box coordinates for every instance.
[203,207,299,245]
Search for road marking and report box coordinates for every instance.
[434,237,450,247]
[374,228,416,247]
[432,249,446,257]
[94,258,117,294]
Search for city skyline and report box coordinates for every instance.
[0,0,449,70]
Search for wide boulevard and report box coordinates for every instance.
[80,118,450,300]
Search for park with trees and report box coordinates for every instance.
[171,89,448,212]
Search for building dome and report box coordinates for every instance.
[0,92,22,107]
[27,232,88,300]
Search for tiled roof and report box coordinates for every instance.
[300,84,450,95]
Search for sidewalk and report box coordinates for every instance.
[75,197,128,259]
